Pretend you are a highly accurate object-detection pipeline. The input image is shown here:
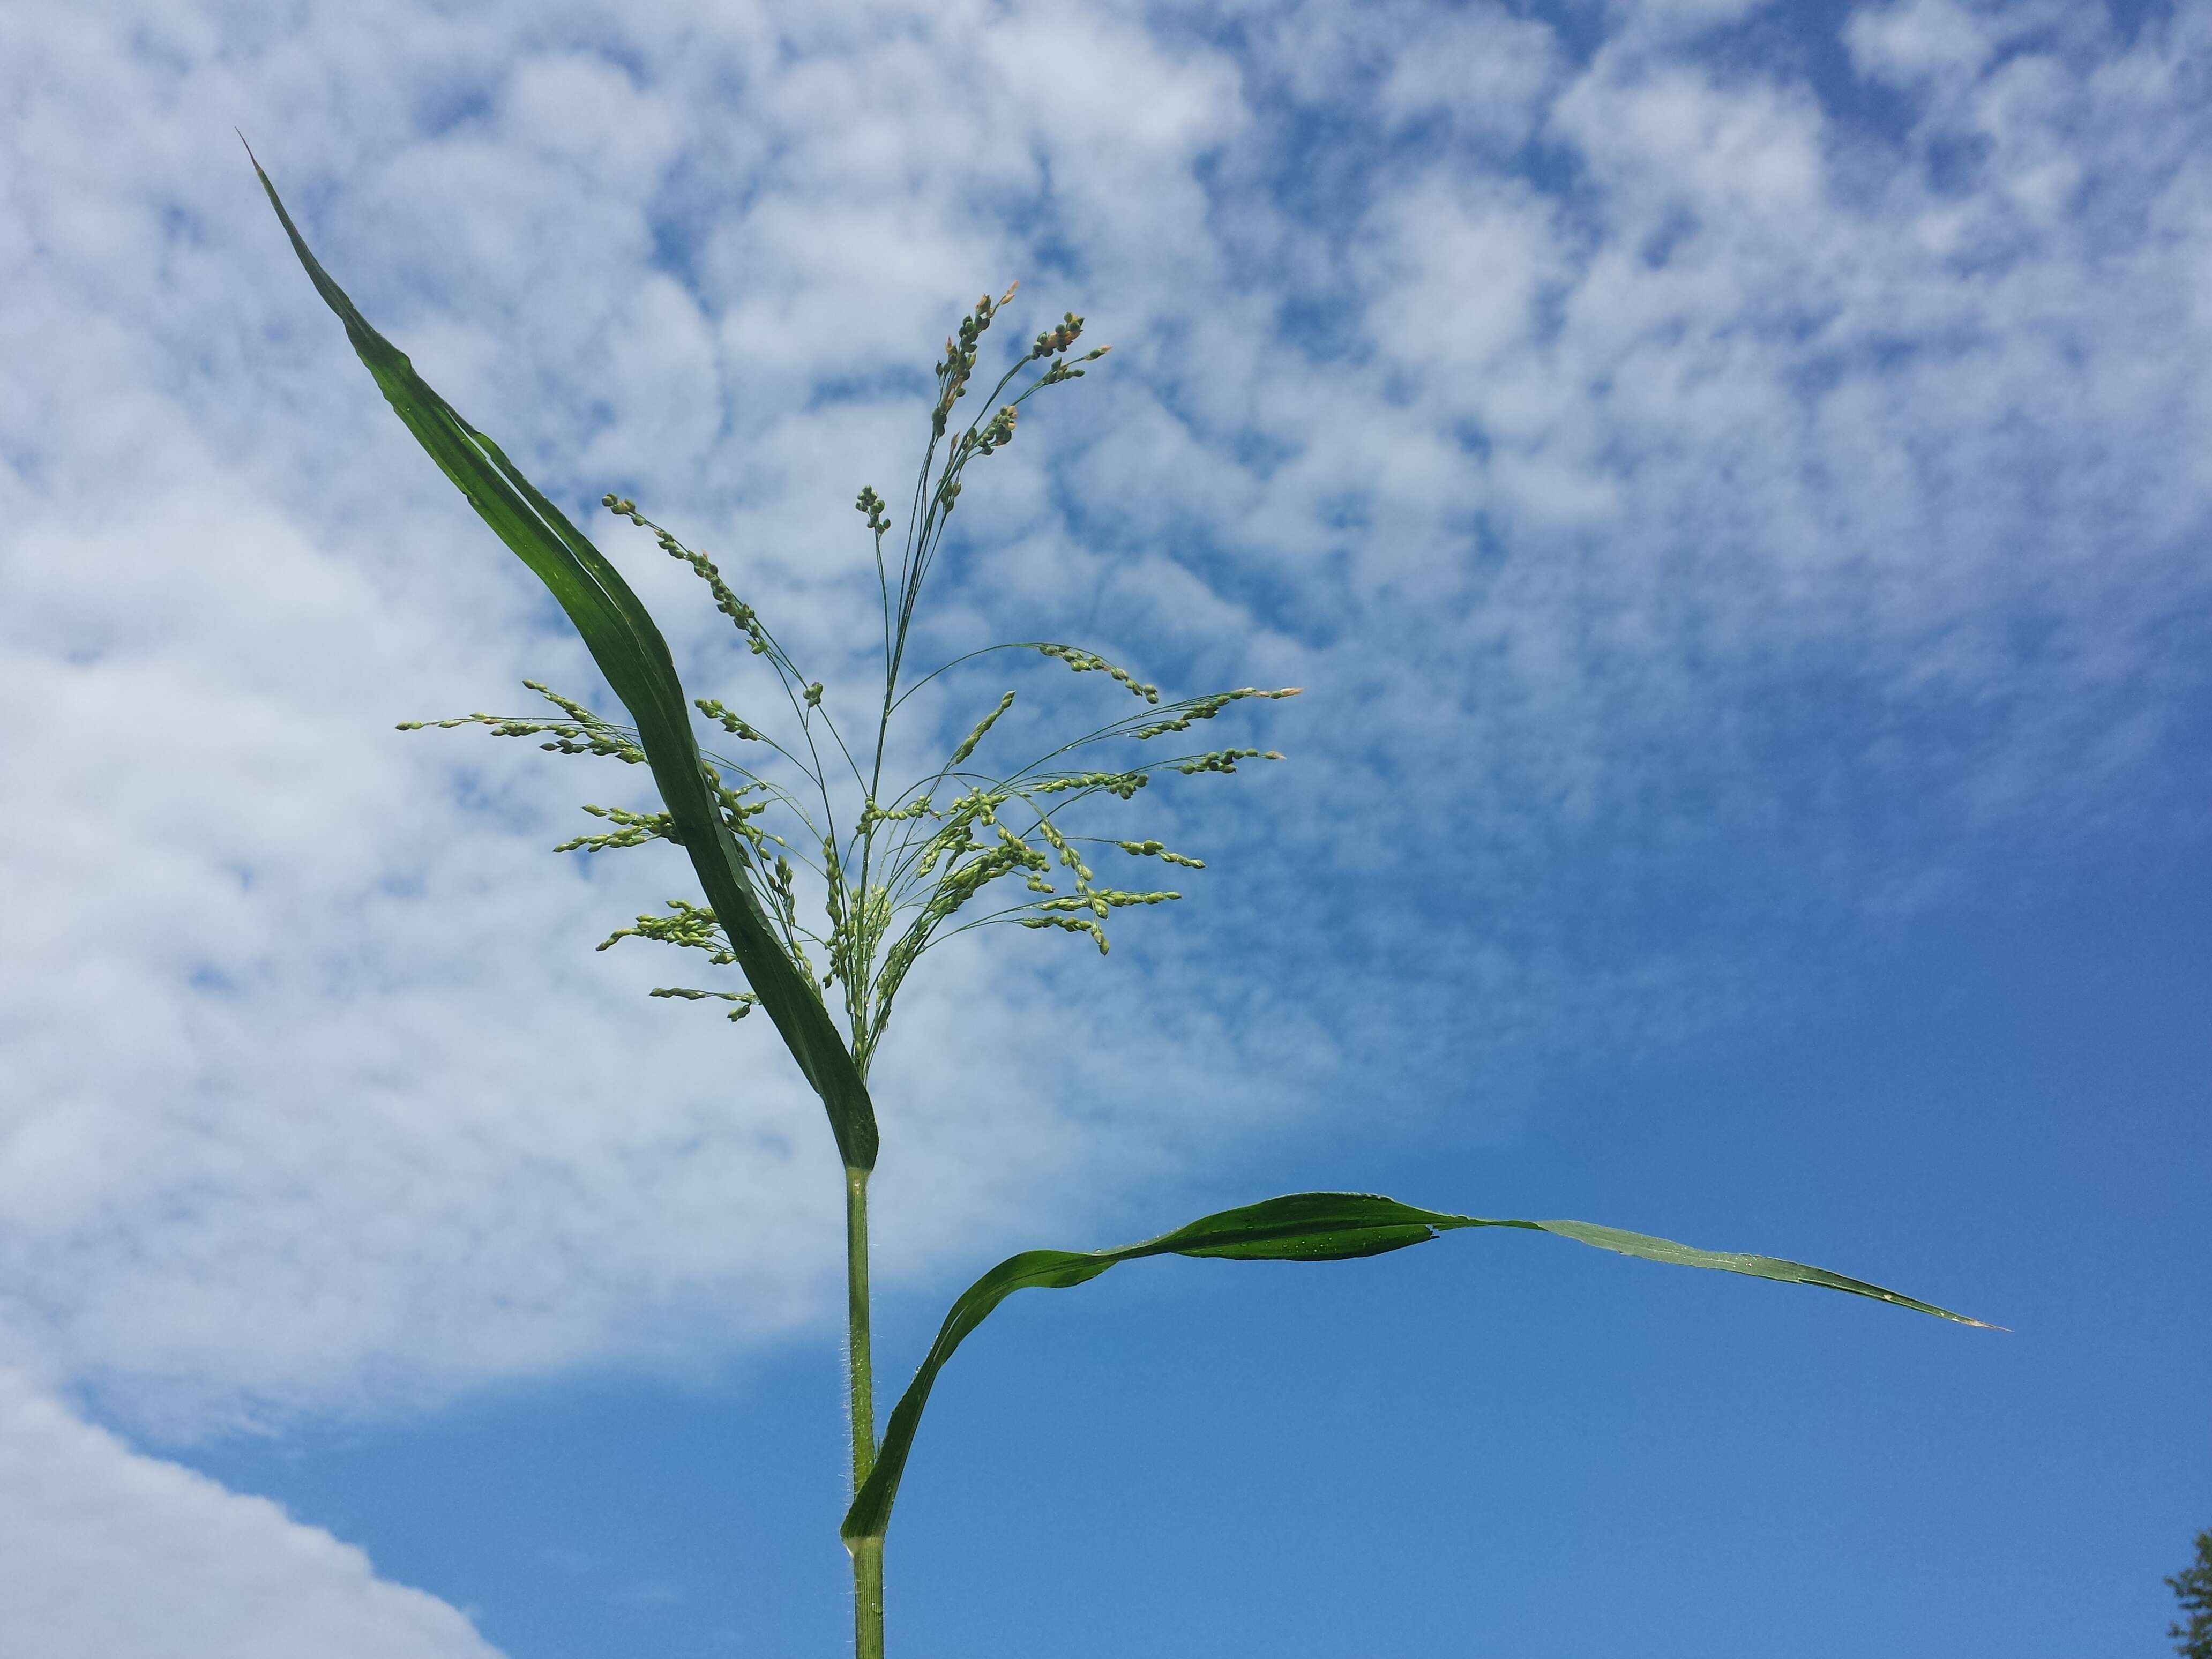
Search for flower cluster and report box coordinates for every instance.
[403,289,1293,1079]
[931,284,1018,439]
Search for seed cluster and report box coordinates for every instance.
[401,287,1293,1078]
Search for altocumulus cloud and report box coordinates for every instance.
[3,0,2208,1647]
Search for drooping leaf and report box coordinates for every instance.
[841,1190,1992,1542]
[249,148,877,1169]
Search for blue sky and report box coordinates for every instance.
[1,0,2207,1654]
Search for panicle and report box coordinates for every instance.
[526,293,1292,1064]
[855,486,892,538]
[948,690,1017,766]
[602,494,765,647]
[554,803,675,854]
[933,283,1013,437]
[1030,311,1085,360]
[650,986,758,1022]
[972,405,1018,457]
[1034,643,1160,702]
[694,698,762,741]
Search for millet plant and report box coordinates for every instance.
[251,148,1991,1657]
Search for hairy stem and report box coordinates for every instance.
[845,1164,882,1658]
[851,1536,884,1659]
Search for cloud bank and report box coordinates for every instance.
[0,1369,499,1658]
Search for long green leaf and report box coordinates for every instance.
[841,1190,1991,1541]
[250,150,877,1170]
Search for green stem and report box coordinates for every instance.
[851,1536,884,1659]
[845,1164,883,1659]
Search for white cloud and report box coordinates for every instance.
[0,1369,498,1658]
[1845,0,2007,87]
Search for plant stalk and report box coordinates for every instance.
[850,1536,884,1659]
[845,1163,883,1659]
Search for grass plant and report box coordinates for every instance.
[250,147,1991,1656]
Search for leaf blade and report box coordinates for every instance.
[250,150,878,1169]
[840,1191,1991,1542]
